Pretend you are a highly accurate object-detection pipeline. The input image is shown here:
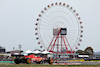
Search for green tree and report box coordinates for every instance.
[84,47,94,55]
[76,50,84,54]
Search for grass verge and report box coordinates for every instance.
[0,64,100,67]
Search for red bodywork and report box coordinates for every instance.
[24,54,46,62]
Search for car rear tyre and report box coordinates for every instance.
[14,59,20,64]
[27,58,32,64]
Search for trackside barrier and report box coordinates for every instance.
[53,63,81,65]
[68,59,100,62]
[85,59,100,62]
[68,59,84,62]
[0,61,14,63]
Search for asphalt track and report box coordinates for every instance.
[53,61,100,65]
[0,61,100,65]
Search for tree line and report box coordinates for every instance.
[76,47,94,55]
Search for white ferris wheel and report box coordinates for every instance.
[35,2,83,53]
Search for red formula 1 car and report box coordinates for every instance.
[14,54,53,64]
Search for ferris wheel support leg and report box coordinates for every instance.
[50,30,61,52]
[62,36,68,53]
[61,35,63,53]
[65,36,72,52]
[50,36,59,52]
[57,36,59,53]
[47,36,55,51]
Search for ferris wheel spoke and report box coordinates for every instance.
[67,37,78,42]
[67,35,77,41]
[41,33,52,40]
[68,32,79,36]
[40,19,53,27]
[67,35,79,41]
[38,28,53,30]
[58,12,76,30]
[39,24,52,28]
[67,35,78,39]
[67,37,75,42]
[62,10,79,32]
[45,10,70,25]
[41,35,53,48]
[69,29,81,31]
[67,36,79,46]
[41,16,53,26]
[71,34,80,38]
[40,31,53,40]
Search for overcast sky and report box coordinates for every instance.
[0,0,100,52]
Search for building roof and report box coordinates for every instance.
[0,46,5,49]
[7,50,23,53]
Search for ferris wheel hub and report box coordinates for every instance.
[53,28,67,35]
